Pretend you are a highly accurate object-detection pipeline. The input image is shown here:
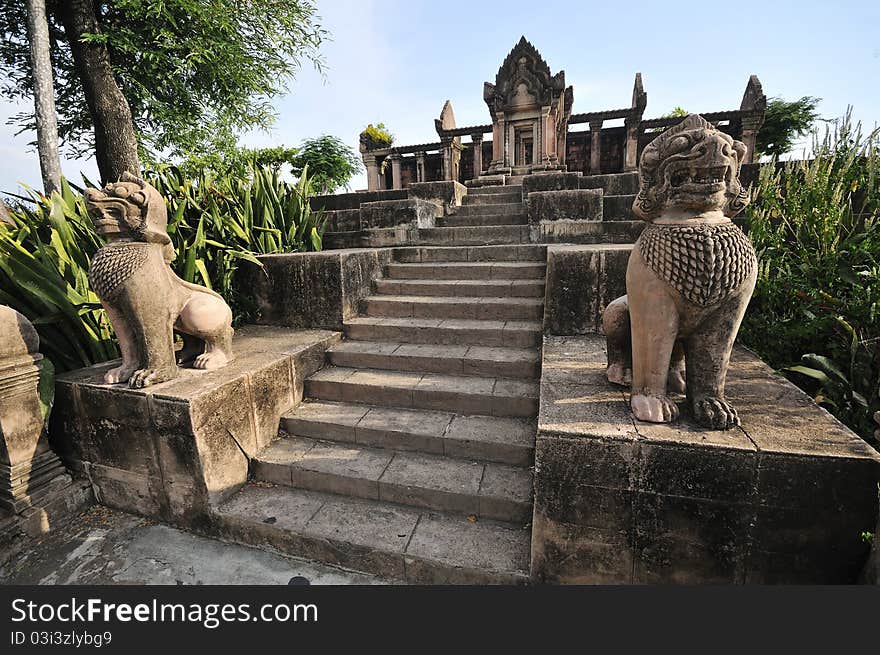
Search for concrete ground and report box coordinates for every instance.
[0,506,390,585]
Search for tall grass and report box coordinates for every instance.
[742,110,880,443]
[0,164,325,372]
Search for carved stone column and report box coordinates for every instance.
[364,154,379,191]
[490,117,505,170]
[624,116,640,171]
[0,306,67,513]
[471,134,483,177]
[543,108,554,165]
[589,120,603,174]
[440,140,453,181]
[451,140,462,182]
[740,115,762,163]
[389,153,402,189]
[415,151,426,182]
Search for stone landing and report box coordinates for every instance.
[532,334,880,584]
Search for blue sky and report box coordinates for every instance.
[1,0,878,195]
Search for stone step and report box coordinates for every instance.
[215,484,530,584]
[344,317,542,348]
[386,262,546,280]
[468,185,523,196]
[361,294,544,321]
[374,278,544,298]
[254,435,533,523]
[328,341,540,378]
[603,194,637,221]
[391,244,546,263]
[439,213,528,227]
[280,401,535,466]
[304,366,539,417]
[323,231,362,249]
[462,191,522,206]
[415,226,530,246]
[456,203,524,217]
[579,172,640,196]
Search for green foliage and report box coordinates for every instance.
[361,123,394,150]
[0,0,326,161]
[755,96,823,159]
[171,146,300,180]
[741,110,880,443]
[291,135,361,194]
[662,107,689,118]
[0,179,118,371]
[0,164,325,372]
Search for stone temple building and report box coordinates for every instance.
[360,36,767,190]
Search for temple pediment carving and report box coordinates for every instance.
[484,36,566,117]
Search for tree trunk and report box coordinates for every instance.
[26,0,62,195]
[58,0,140,184]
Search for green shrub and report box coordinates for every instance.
[0,164,325,372]
[360,123,393,150]
[742,110,880,443]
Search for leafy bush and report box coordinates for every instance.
[742,111,880,443]
[290,135,361,194]
[0,164,325,372]
[360,123,393,150]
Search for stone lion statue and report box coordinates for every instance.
[602,114,757,429]
[85,172,234,388]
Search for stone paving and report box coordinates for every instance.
[0,505,387,585]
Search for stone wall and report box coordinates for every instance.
[360,199,438,230]
[239,248,393,330]
[543,245,630,334]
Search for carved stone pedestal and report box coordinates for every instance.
[52,327,339,524]
[0,306,70,513]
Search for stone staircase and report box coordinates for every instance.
[417,185,530,246]
[216,233,547,583]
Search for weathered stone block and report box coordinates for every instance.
[239,249,392,330]
[531,335,880,584]
[407,181,466,214]
[543,244,630,334]
[359,199,438,230]
[323,208,361,233]
[53,327,339,523]
[522,172,582,195]
[579,172,640,196]
[527,189,602,223]
[530,514,632,584]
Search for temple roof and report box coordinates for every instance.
[484,36,567,118]
[494,36,552,87]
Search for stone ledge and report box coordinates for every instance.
[51,327,340,523]
[543,244,630,334]
[532,334,880,583]
[359,198,439,230]
[407,181,466,215]
[527,189,603,224]
[522,172,582,195]
[239,248,393,330]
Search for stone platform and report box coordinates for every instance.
[532,335,880,584]
[51,327,340,523]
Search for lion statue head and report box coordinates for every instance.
[632,114,750,221]
[84,172,174,261]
